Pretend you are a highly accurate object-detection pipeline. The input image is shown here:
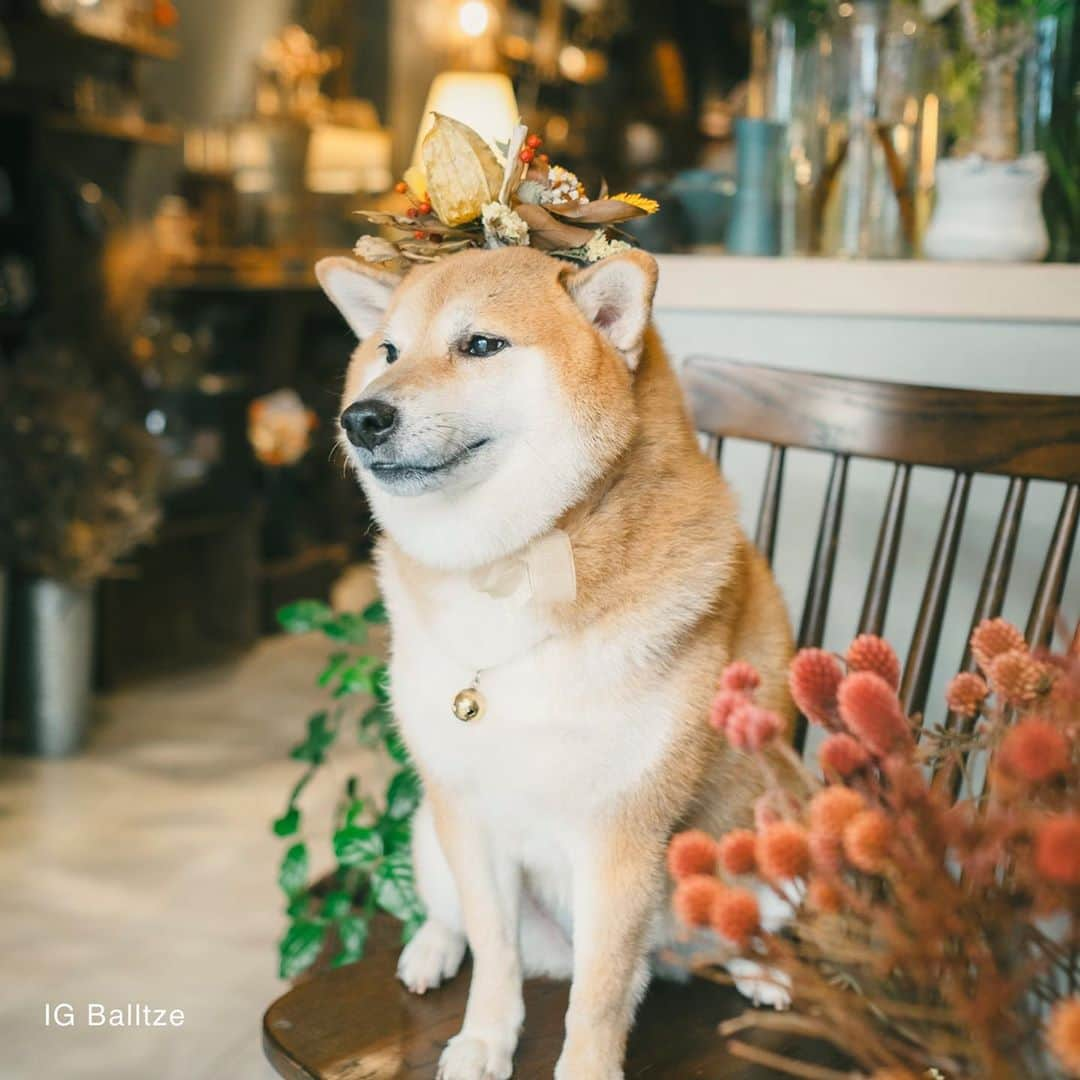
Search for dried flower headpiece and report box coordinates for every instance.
[354,113,659,269]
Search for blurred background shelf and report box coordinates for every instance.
[44,111,179,145]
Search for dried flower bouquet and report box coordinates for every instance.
[667,620,1080,1080]
[354,113,658,268]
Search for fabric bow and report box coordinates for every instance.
[470,529,577,606]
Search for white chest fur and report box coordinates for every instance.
[378,545,680,841]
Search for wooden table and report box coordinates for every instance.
[263,916,846,1079]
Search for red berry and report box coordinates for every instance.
[405,206,418,218]
[417,201,432,215]
[526,133,542,149]
[413,230,426,240]
[538,153,549,164]
[519,148,535,163]
[394,181,408,194]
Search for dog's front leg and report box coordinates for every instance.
[429,787,524,1080]
[555,824,664,1080]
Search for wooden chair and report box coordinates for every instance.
[264,359,1080,1079]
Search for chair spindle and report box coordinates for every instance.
[754,445,786,566]
[900,471,972,720]
[858,463,911,636]
[1025,482,1079,649]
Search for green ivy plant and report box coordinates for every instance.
[272,598,425,979]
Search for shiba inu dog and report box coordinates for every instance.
[317,245,794,1080]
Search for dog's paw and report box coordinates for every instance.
[437,1034,513,1080]
[397,920,466,994]
[727,957,792,1009]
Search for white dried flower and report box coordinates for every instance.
[583,230,631,262]
[353,235,402,263]
[481,201,529,247]
[542,165,588,206]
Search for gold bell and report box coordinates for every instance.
[452,686,485,723]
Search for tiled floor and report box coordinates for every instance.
[0,571,386,1079]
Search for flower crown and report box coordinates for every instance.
[354,113,659,269]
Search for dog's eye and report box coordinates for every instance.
[381,342,398,364]
[463,334,508,358]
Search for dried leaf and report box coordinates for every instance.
[546,198,649,224]
[513,203,596,250]
[421,113,503,227]
[499,123,528,204]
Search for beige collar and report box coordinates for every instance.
[469,529,577,606]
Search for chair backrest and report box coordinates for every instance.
[682,356,1080,750]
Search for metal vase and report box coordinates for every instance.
[8,577,96,756]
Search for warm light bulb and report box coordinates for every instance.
[458,1,491,37]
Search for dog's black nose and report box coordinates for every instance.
[341,399,399,450]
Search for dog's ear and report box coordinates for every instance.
[565,250,657,369]
[315,256,401,340]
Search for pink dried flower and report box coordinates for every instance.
[846,634,901,690]
[970,617,1027,674]
[808,830,844,874]
[843,809,894,874]
[673,874,724,928]
[818,733,870,778]
[838,671,913,757]
[807,877,844,913]
[789,648,843,726]
[946,671,990,717]
[720,660,761,694]
[718,829,757,875]
[709,688,747,733]
[1035,815,1080,887]
[1047,997,1080,1077]
[988,649,1045,707]
[999,719,1070,784]
[757,822,811,881]
[809,787,865,840]
[720,703,783,752]
[667,830,719,880]
[709,886,760,946]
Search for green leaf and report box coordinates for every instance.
[317,651,349,688]
[290,711,337,764]
[362,598,388,624]
[384,728,410,765]
[272,807,301,837]
[286,894,310,918]
[277,599,333,635]
[378,815,412,856]
[385,768,421,821]
[278,842,309,899]
[344,797,366,828]
[322,889,354,920]
[333,657,377,698]
[334,825,384,867]
[278,918,326,978]
[372,850,424,923]
[322,612,369,644]
[333,914,370,965]
[360,704,392,733]
[371,664,391,704]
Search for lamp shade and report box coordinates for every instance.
[411,71,519,166]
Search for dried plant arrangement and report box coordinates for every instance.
[0,338,160,585]
[353,113,658,269]
[666,621,1079,1080]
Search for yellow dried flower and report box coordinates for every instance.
[421,113,503,227]
[402,165,427,201]
[612,192,659,214]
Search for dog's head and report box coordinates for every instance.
[316,245,657,571]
